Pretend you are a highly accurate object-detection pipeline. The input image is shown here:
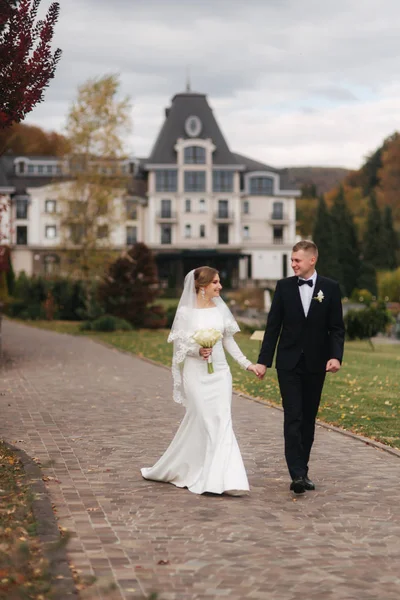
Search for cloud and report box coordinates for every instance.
[26,0,400,168]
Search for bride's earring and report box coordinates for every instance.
[200,288,206,300]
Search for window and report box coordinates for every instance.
[38,165,44,174]
[185,199,191,213]
[126,199,137,220]
[45,200,57,214]
[161,225,172,244]
[161,199,172,218]
[218,224,229,245]
[243,200,250,214]
[184,171,206,192]
[70,200,83,217]
[184,146,206,164]
[17,161,25,174]
[70,224,84,244]
[16,197,28,219]
[218,199,229,218]
[243,225,250,240]
[27,164,35,174]
[126,226,137,245]
[272,201,283,219]
[199,199,206,212]
[97,200,108,217]
[184,224,192,238]
[46,165,53,174]
[213,170,233,192]
[44,254,59,275]
[155,169,177,192]
[45,225,57,239]
[97,225,109,239]
[273,225,284,244]
[250,176,274,195]
[200,224,206,238]
[16,226,27,245]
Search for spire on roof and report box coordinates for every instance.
[185,66,191,92]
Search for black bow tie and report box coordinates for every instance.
[298,279,313,287]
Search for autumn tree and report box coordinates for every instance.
[378,132,400,220]
[0,122,68,155]
[0,0,62,132]
[58,74,132,298]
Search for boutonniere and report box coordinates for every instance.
[313,290,324,303]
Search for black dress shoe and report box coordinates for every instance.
[290,477,306,494]
[304,476,315,490]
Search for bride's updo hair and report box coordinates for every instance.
[194,266,219,292]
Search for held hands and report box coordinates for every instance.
[326,358,341,373]
[199,348,267,380]
[247,364,267,379]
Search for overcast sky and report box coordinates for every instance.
[27,0,400,169]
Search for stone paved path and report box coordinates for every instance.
[1,319,400,600]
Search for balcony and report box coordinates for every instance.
[268,211,289,223]
[213,211,234,223]
[156,211,178,223]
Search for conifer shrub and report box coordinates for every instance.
[97,243,160,327]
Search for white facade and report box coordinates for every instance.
[0,90,300,286]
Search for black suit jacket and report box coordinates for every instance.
[258,275,345,372]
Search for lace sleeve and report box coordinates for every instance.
[168,307,199,405]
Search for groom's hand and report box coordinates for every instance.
[255,364,267,379]
[326,358,341,373]
[247,364,262,377]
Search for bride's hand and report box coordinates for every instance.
[247,364,262,378]
[199,347,212,360]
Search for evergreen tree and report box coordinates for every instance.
[5,249,15,295]
[312,195,342,284]
[381,205,398,270]
[301,182,317,198]
[357,261,378,296]
[363,191,385,268]
[330,186,361,297]
[98,243,160,326]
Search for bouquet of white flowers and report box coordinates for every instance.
[192,328,223,374]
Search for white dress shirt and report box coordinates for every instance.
[298,271,317,317]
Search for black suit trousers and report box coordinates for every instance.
[277,355,326,479]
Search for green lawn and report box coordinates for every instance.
[15,320,400,449]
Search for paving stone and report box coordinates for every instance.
[1,319,400,599]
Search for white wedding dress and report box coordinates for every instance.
[141,306,251,495]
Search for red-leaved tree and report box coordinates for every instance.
[0,0,62,130]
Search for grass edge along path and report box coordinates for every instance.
[8,319,400,451]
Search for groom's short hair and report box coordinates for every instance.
[292,240,318,258]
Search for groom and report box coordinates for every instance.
[256,241,345,494]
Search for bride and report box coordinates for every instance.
[141,266,260,496]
